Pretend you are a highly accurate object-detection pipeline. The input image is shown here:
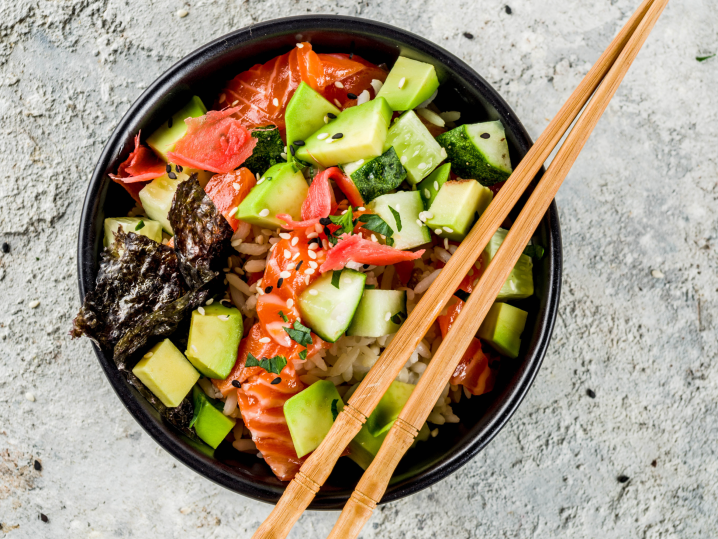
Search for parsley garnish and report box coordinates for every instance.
[390,311,407,325]
[357,214,395,246]
[327,207,355,244]
[388,206,402,232]
[279,310,289,323]
[245,353,288,375]
[135,220,145,231]
[284,320,313,346]
[331,269,343,289]
[523,245,545,260]
[697,54,715,62]
[331,399,340,421]
[298,349,308,361]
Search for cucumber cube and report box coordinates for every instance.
[286,82,341,156]
[417,163,451,209]
[132,339,199,408]
[295,98,393,168]
[368,190,431,250]
[346,289,407,338]
[436,121,512,186]
[483,228,534,300]
[185,304,244,379]
[236,162,308,229]
[297,269,366,342]
[366,380,415,436]
[147,96,207,162]
[426,180,493,241]
[375,57,440,111]
[348,147,407,203]
[478,302,528,359]
[103,217,163,248]
[191,385,236,449]
[384,111,445,185]
[284,381,344,458]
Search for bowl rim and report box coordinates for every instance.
[77,14,562,509]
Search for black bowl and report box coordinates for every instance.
[77,15,561,509]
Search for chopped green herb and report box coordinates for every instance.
[696,54,715,62]
[298,349,308,361]
[284,320,313,346]
[245,353,288,375]
[135,220,145,231]
[331,399,340,421]
[328,206,355,244]
[279,310,289,323]
[454,289,470,302]
[388,206,402,232]
[390,311,407,325]
[331,269,343,289]
[523,244,545,260]
[357,214,395,246]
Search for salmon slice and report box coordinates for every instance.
[204,167,256,231]
[319,54,388,109]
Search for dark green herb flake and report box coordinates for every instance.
[245,353,288,375]
[388,206,402,232]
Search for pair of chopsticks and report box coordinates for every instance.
[253,0,668,537]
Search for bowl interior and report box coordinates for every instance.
[79,15,561,509]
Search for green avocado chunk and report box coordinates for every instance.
[236,162,308,229]
[132,339,200,408]
[147,96,207,162]
[190,385,236,449]
[417,163,451,209]
[185,304,243,379]
[436,120,512,186]
[375,56,440,111]
[426,179,493,241]
[284,380,344,458]
[295,98,393,167]
[347,147,407,203]
[365,380,415,437]
[478,302,528,359]
[285,82,341,159]
[384,110,445,185]
[103,217,163,248]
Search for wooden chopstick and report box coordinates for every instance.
[251,1,664,537]
[325,0,669,537]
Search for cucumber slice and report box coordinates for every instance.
[417,163,451,210]
[478,302,528,359]
[426,180,493,241]
[368,190,430,250]
[103,217,163,248]
[147,96,207,162]
[346,290,407,337]
[384,111,444,185]
[484,228,534,300]
[297,269,367,342]
[348,147,407,204]
[375,57,440,111]
[284,381,344,458]
[436,120,512,186]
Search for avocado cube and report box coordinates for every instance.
[368,190,431,251]
[483,228,534,301]
[417,163,451,210]
[185,304,243,379]
[284,381,344,458]
[384,110,444,185]
[191,386,236,449]
[103,217,163,248]
[295,98,393,168]
[375,56,440,111]
[236,162,308,229]
[478,302,528,359]
[132,339,200,408]
[348,424,388,470]
[147,96,207,162]
[365,380,415,437]
[285,82,341,155]
[426,179,493,241]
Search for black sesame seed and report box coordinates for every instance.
[295,260,303,270]
[505,5,512,14]
[231,380,241,388]
[480,132,491,139]
[323,226,332,237]
[271,377,282,385]
[40,514,49,523]
[277,277,284,289]
[293,140,305,146]
[1,242,9,253]
[34,460,42,471]
[168,117,173,128]
[347,93,357,100]
[617,475,630,483]
[349,52,354,60]
[463,32,474,39]
[290,145,296,157]
[168,172,177,179]
[176,164,183,172]
[332,133,344,140]
[363,264,370,269]
[166,164,172,173]
[586,388,596,399]
[319,217,332,226]
[327,113,337,119]
[308,237,321,246]
[264,286,273,294]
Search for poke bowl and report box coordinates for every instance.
[76,15,562,509]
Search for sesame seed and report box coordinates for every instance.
[305,275,311,285]
[277,277,284,288]
[371,234,378,242]
[231,380,241,388]
[307,231,319,239]
[256,172,261,181]
[29,300,40,309]
[259,337,271,343]
[206,298,214,305]
[324,115,329,124]
[400,155,408,164]
[304,268,315,275]
[335,81,344,88]
[292,252,300,260]
[25,392,36,402]
[317,133,329,140]
[444,238,449,250]
[296,43,304,48]
[265,286,273,293]
[395,204,400,211]
[166,164,172,173]
[434,181,439,190]
[425,211,433,219]
[219,93,226,103]
[308,261,318,269]
[293,140,305,146]
[198,306,205,315]
[280,271,292,279]
[232,182,240,191]
[308,243,319,251]
[279,233,291,240]
[309,289,319,296]
[295,260,303,270]
[332,133,344,140]
[415,219,422,227]
[327,112,337,119]
[443,227,453,233]
[286,299,294,308]
[308,250,317,259]
[168,172,177,179]
[177,8,189,17]
[417,163,427,170]
[284,249,291,258]
[191,345,198,352]
[435,229,443,235]
[259,209,270,217]
[384,311,391,321]
[440,147,448,159]
[291,237,299,246]
[280,152,287,159]
[290,145,296,157]
[257,178,265,185]
[398,77,406,89]
[423,189,430,198]
[334,99,342,108]
[144,352,154,358]
[273,98,279,106]
[218,315,230,321]
[232,100,239,106]
[325,138,335,144]
[357,206,365,211]
[347,92,357,99]
[343,277,353,284]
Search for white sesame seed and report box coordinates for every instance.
[291,237,299,246]
[335,81,344,89]
[284,249,292,258]
[230,206,238,217]
[322,239,329,249]
[206,298,214,305]
[286,299,294,308]
[400,155,408,165]
[425,211,433,219]
[256,172,261,181]
[280,153,287,159]
[317,133,329,140]
[259,337,271,344]
[357,206,365,211]
[435,229,443,235]
[443,227,453,233]
[343,277,353,284]
[423,189,430,199]
[371,234,378,242]
[307,231,319,239]
[273,98,279,106]
[296,43,304,48]
[259,209,270,217]
[25,393,35,402]
[257,178,265,185]
[325,138,335,144]
[144,352,154,358]
[308,261,318,269]
[417,162,427,170]
[191,345,198,352]
[434,181,439,190]
[308,250,317,259]
[384,311,391,321]
[309,289,319,296]
[444,238,449,250]
[177,9,189,17]
[219,93,226,103]
[305,275,311,285]
[218,315,230,321]
[304,268,315,275]
[395,204,400,211]
[398,77,406,89]
[324,115,329,124]
[416,219,423,227]
[279,233,291,240]
[232,100,239,106]
[370,79,384,93]
[280,271,292,279]
[232,182,240,191]
[440,147,448,159]
[256,235,265,245]
[292,251,301,260]
[29,300,40,309]
[334,99,342,108]
[198,306,205,315]
[315,223,323,234]
[308,243,319,250]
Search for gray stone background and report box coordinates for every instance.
[1,0,716,537]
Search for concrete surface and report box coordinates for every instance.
[1,0,716,537]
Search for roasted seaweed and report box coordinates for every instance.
[242,126,286,176]
[169,175,233,290]
[71,229,187,350]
